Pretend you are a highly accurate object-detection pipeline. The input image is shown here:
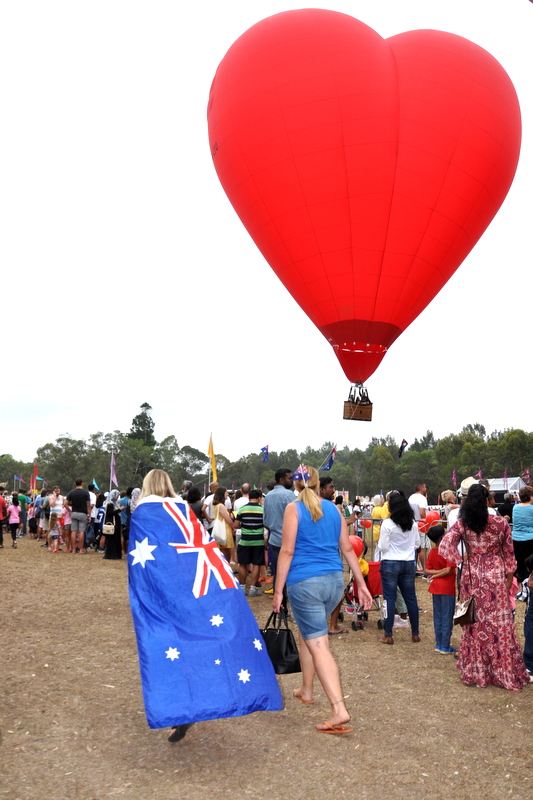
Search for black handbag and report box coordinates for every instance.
[261,610,301,674]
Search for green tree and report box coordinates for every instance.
[128,402,156,447]
[397,450,439,501]
[155,436,184,489]
[0,454,34,491]
[498,429,530,475]
[36,435,89,490]
[367,446,396,496]
[410,430,437,452]
[115,434,157,485]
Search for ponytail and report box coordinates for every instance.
[294,466,323,522]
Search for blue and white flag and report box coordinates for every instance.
[260,445,269,463]
[128,495,282,729]
[322,446,337,471]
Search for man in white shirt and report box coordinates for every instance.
[233,483,250,515]
[408,482,428,521]
[409,482,428,570]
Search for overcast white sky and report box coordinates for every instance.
[1,1,531,464]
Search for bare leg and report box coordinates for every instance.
[238,564,248,588]
[304,634,350,728]
[250,564,260,587]
[294,632,315,702]
[328,600,346,634]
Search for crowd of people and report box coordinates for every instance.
[5,467,533,739]
[0,480,140,559]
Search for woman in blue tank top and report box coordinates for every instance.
[272,465,372,735]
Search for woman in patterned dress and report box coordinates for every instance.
[439,483,530,691]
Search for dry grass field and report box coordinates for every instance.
[1,538,531,800]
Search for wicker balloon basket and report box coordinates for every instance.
[343,399,373,421]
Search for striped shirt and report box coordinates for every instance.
[236,502,264,547]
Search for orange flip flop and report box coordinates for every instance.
[293,689,314,704]
[316,722,353,735]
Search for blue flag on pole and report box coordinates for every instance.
[128,496,282,729]
[397,439,408,458]
[260,445,269,463]
[322,446,337,471]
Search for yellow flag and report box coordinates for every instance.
[207,434,217,482]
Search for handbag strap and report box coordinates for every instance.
[263,609,290,631]
[459,522,474,599]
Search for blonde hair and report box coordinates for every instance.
[139,469,177,500]
[294,465,323,522]
[441,489,456,503]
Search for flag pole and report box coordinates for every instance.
[110,449,113,493]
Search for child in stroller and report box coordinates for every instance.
[338,535,384,630]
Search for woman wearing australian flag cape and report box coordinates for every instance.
[128,469,282,742]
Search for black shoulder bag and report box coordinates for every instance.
[261,610,301,674]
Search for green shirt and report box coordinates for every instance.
[236,502,264,547]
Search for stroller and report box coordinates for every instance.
[338,535,384,631]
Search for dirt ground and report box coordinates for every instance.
[1,538,531,800]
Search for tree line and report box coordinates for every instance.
[2,406,533,503]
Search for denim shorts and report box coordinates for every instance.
[287,572,344,640]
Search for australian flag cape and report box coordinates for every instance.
[128,495,282,729]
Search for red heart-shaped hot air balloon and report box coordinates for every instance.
[207,9,521,383]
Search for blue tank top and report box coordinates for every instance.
[287,499,343,585]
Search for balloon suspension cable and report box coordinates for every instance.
[347,383,371,405]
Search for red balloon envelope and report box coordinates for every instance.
[208,10,521,382]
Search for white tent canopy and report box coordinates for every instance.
[489,477,525,493]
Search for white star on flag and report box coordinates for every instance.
[214,659,221,665]
[129,537,157,568]
[253,638,263,651]
[238,669,251,683]
[165,647,180,661]
[210,614,224,627]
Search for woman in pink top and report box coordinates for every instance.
[7,494,21,548]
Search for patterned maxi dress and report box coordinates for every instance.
[439,516,530,691]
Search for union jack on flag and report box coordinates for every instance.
[291,464,310,482]
[164,500,238,597]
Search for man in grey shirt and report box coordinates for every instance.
[263,468,294,608]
